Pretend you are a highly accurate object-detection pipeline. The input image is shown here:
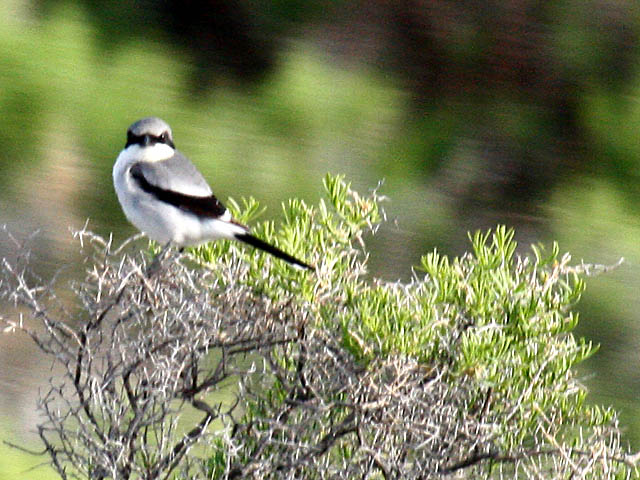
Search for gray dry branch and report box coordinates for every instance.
[0,229,304,479]
[229,325,633,479]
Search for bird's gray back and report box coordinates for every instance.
[137,150,213,197]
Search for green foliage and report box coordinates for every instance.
[195,174,636,478]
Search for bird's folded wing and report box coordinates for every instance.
[130,162,228,218]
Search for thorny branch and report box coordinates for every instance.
[0,230,302,479]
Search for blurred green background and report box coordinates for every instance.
[2,0,640,477]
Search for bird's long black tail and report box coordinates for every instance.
[235,233,313,270]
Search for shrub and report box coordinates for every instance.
[1,175,637,479]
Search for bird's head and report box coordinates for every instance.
[123,117,176,162]
[125,117,175,150]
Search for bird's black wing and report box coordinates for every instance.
[130,162,228,218]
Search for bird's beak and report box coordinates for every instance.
[142,135,152,146]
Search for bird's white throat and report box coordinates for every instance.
[121,143,175,163]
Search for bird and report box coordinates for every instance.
[113,117,312,270]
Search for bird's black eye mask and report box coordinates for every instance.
[126,131,175,149]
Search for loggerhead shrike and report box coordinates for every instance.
[113,117,312,270]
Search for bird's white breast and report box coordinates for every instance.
[113,145,183,243]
